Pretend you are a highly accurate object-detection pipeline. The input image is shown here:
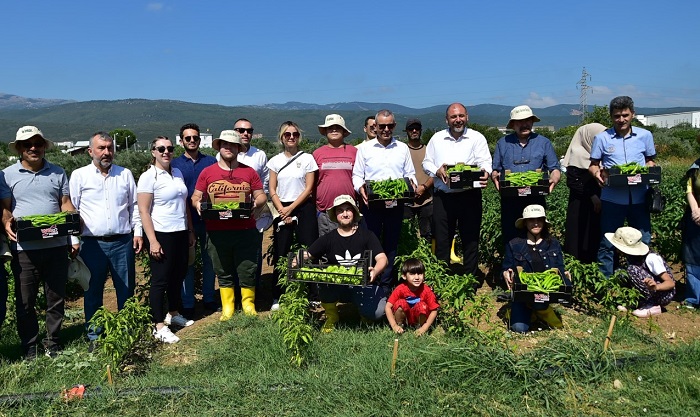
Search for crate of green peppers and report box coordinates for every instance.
[511,266,572,304]
[15,211,82,242]
[287,250,371,287]
[499,169,550,198]
[445,163,484,189]
[605,163,661,187]
[365,178,414,209]
[200,201,253,220]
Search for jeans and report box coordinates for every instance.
[598,201,651,278]
[510,301,548,333]
[685,263,700,306]
[81,234,136,341]
[181,223,215,309]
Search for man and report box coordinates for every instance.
[353,109,417,296]
[2,126,80,360]
[313,114,358,236]
[192,130,267,319]
[171,123,217,317]
[234,118,269,193]
[423,104,491,276]
[69,132,143,351]
[491,105,561,244]
[589,96,657,277]
[403,118,433,241]
[362,116,377,143]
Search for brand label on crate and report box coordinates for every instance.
[533,293,550,303]
[41,224,59,239]
[627,174,642,185]
[385,200,397,208]
[517,187,532,196]
[218,210,233,220]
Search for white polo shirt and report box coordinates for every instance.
[136,165,188,233]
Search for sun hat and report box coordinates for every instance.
[404,118,422,131]
[506,105,541,129]
[327,194,360,223]
[252,201,280,232]
[605,227,649,256]
[318,114,351,137]
[9,126,54,154]
[514,204,551,229]
[67,256,92,291]
[212,130,242,151]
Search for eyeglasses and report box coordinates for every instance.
[183,135,200,142]
[407,126,421,132]
[153,146,175,153]
[377,123,396,130]
[282,132,300,139]
[234,127,254,134]
[21,140,45,149]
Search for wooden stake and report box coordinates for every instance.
[603,315,617,351]
[391,338,399,376]
[106,365,113,386]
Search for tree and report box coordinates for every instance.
[582,105,611,126]
[110,128,137,151]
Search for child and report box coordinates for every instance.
[385,258,439,336]
[606,226,675,317]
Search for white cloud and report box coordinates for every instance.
[147,3,164,12]
[524,92,558,107]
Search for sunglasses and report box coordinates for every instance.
[234,127,254,134]
[21,140,45,149]
[153,146,175,153]
[282,132,300,139]
[377,123,396,130]
[183,135,200,143]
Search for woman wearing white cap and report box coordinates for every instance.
[606,227,675,317]
[502,205,565,332]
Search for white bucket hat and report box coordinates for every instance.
[506,105,541,129]
[212,130,242,151]
[327,194,360,223]
[605,227,649,256]
[252,201,280,232]
[9,126,54,154]
[318,114,351,137]
[68,256,92,291]
[515,204,550,229]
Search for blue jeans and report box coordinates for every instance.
[598,201,651,278]
[510,301,548,333]
[685,263,700,306]
[81,234,135,342]
[181,223,215,308]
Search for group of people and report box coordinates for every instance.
[0,94,697,358]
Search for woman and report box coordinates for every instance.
[503,205,566,333]
[682,134,700,309]
[562,123,606,263]
[137,136,195,343]
[267,121,319,310]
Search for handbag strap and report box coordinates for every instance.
[277,151,304,175]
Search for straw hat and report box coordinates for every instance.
[212,130,242,151]
[515,204,551,229]
[605,227,649,256]
[9,126,54,154]
[327,194,360,223]
[506,105,541,129]
[318,114,351,137]
[67,256,91,291]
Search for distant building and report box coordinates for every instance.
[176,132,214,148]
[637,111,700,128]
[64,140,90,156]
[54,141,74,149]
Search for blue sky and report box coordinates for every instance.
[2,0,698,109]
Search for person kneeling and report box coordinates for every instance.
[385,258,439,336]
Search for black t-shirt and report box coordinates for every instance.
[308,227,384,266]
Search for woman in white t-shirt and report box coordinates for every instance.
[267,121,319,310]
[137,136,195,344]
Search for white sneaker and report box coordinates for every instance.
[270,299,280,312]
[153,326,180,344]
[632,305,662,318]
[164,313,194,327]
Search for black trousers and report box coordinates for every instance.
[432,190,482,275]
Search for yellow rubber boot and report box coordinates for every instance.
[321,302,339,333]
[241,287,257,316]
[535,306,563,329]
[219,287,235,322]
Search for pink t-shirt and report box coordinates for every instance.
[313,144,357,211]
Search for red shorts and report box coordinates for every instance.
[392,299,429,326]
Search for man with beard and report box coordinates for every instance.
[2,126,80,360]
[423,104,491,275]
[69,131,143,351]
[491,105,560,244]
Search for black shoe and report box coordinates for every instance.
[88,341,98,353]
[24,347,39,362]
[44,345,63,359]
[203,302,217,315]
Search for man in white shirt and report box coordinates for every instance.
[423,103,491,276]
[69,132,143,351]
[234,118,269,193]
[353,109,416,296]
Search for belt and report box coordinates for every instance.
[84,234,129,242]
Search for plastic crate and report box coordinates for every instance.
[445,164,484,189]
[499,170,550,198]
[200,201,253,220]
[511,266,572,304]
[605,165,661,187]
[15,212,82,242]
[287,249,372,287]
[366,178,414,209]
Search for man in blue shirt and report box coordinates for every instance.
[171,123,217,317]
[491,105,561,244]
[589,96,656,277]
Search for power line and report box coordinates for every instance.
[576,67,592,123]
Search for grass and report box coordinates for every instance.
[1,306,700,417]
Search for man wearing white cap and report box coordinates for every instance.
[191,130,267,320]
[491,105,561,244]
[2,126,80,360]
